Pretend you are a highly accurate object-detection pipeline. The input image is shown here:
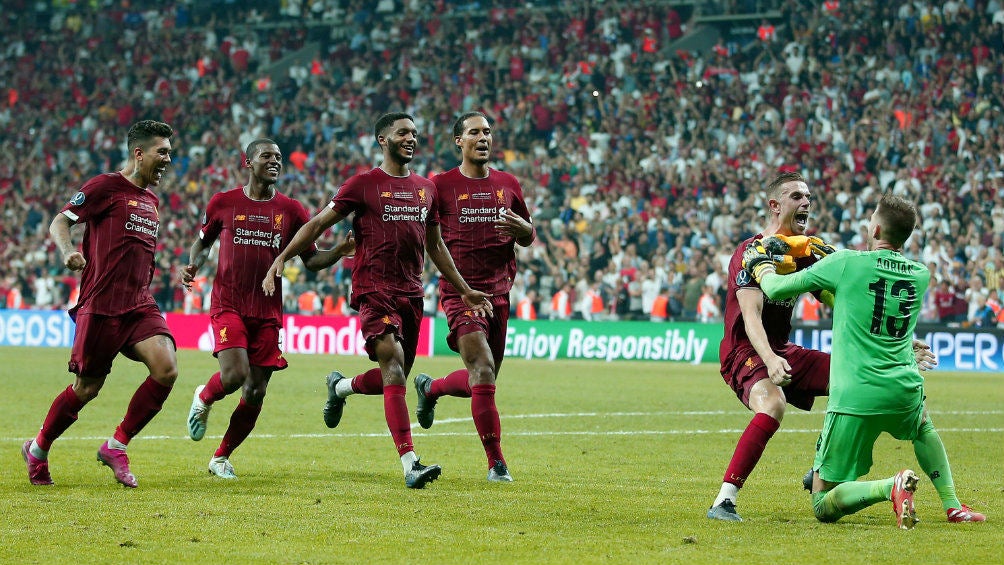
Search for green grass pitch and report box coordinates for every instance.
[2,346,1001,564]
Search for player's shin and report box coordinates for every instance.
[912,418,960,510]
[114,376,172,444]
[215,398,262,457]
[472,384,503,465]
[37,385,86,451]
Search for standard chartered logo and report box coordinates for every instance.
[383,203,423,222]
[459,205,501,223]
[125,213,159,237]
[233,227,277,248]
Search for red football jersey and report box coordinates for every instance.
[328,168,436,308]
[60,172,160,317]
[200,187,314,320]
[434,167,532,297]
[719,234,818,365]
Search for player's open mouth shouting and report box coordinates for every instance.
[151,165,169,185]
[793,210,809,231]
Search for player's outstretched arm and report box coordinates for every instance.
[49,213,86,272]
[303,231,355,272]
[263,207,342,296]
[425,224,493,317]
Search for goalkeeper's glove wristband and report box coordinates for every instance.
[751,262,777,284]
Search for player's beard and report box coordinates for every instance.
[467,151,490,167]
[147,162,167,186]
[390,139,414,165]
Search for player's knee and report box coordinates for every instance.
[754,398,786,421]
[917,417,935,435]
[814,507,839,523]
[74,384,101,404]
[382,366,406,386]
[468,364,496,386]
[812,492,839,523]
[243,383,267,405]
[152,365,179,387]
[221,367,251,391]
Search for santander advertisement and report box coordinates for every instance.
[165,313,434,356]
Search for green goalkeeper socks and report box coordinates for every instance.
[812,479,893,522]
[913,418,961,511]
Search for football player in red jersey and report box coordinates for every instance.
[413,111,535,483]
[263,113,492,489]
[182,139,354,479]
[23,120,177,488]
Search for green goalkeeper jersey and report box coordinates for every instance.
[760,249,930,415]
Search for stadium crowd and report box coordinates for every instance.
[2,0,1004,328]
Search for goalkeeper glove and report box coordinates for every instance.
[776,255,797,275]
[742,240,780,284]
[775,234,836,259]
[806,236,836,258]
[758,236,796,273]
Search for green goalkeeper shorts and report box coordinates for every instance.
[813,403,925,484]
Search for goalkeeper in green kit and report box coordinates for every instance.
[744,192,986,528]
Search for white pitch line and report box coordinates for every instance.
[1,431,1003,443]
[436,409,1004,423]
[3,427,999,443]
[5,411,1000,443]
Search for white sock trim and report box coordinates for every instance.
[713,483,739,507]
[29,441,48,460]
[335,377,354,398]
[400,450,418,473]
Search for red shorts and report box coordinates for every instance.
[441,292,510,367]
[721,342,829,411]
[68,303,175,379]
[211,311,288,370]
[355,293,423,366]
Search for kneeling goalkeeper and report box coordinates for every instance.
[743,191,985,527]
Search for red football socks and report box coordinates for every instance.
[200,371,226,404]
[472,384,504,466]
[429,369,472,399]
[113,376,172,445]
[215,398,262,458]
[723,412,780,487]
[35,385,86,451]
[383,384,414,456]
[352,368,385,395]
